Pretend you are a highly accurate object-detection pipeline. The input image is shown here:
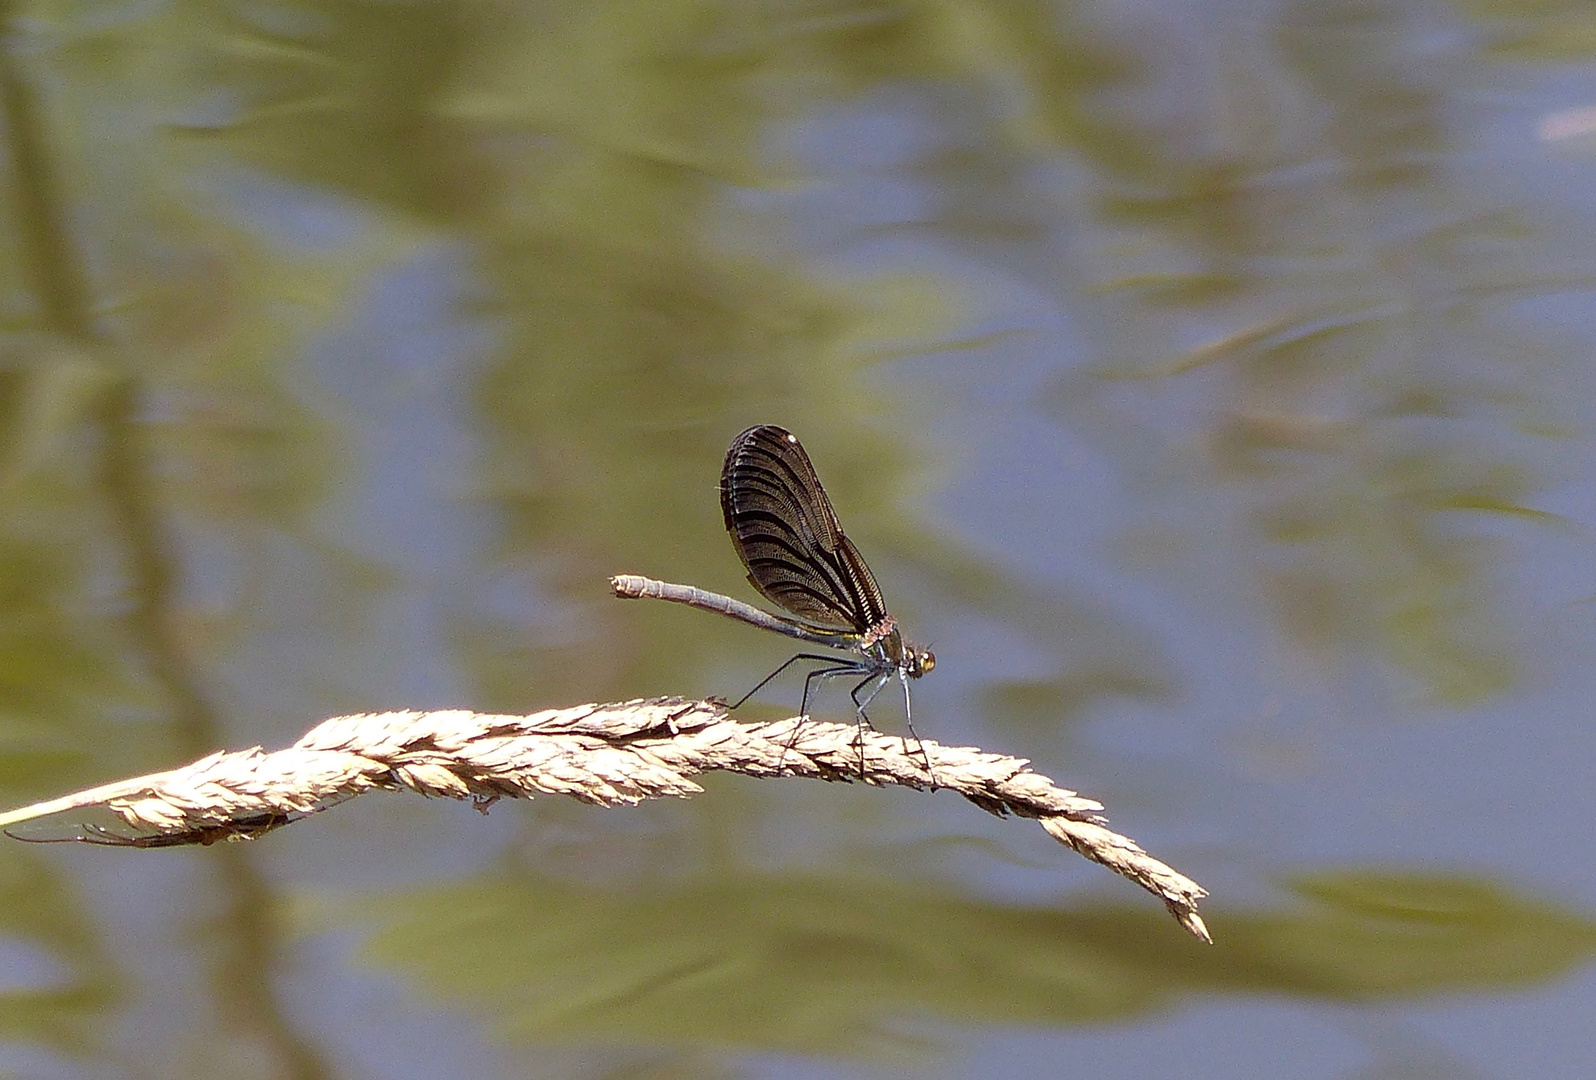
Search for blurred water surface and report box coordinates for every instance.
[2,0,1596,1077]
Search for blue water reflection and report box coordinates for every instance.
[1,0,1595,1076]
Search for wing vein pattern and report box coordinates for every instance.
[720,425,889,634]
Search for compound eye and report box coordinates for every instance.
[918,650,936,675]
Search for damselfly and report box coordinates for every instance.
[612,425,934,777]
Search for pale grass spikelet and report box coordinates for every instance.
[0,697,1210,941]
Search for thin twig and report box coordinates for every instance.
[0,697,1211,941]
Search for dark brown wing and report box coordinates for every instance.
[720,425,889,633]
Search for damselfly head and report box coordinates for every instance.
[906,647,935,679]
